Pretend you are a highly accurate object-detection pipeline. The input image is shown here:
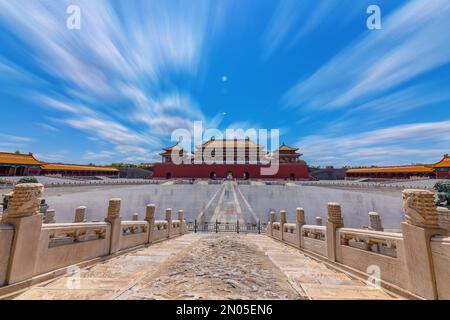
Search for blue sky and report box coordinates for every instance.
[0,0,450,167]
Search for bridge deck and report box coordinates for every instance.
[13,234,398,300]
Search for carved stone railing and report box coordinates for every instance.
[302,225,326,241]
[339,228,401,258]
[0,183,189,291]
[272,222,280,231]
[172,220,181,229]
[152,220,169,242]
[0,225,14,287]
[122,221,148,235]
[120,221,149,251]
[283,223,296,234]
[44,222,108,248]
[155,220,168,230]
[265,189,450,300]
[430,236,450,300]
[36,222,111,276]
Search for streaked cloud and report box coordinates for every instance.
[283,0,450,110]
[0,0,229,163]
[298,120,450,166]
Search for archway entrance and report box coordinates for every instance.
[289,173,295,180]
[226,171,233,179]
[166,172,172,179]
[210,171,217,179]
[244,172,250,180]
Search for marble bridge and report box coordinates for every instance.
[0,182,449,300]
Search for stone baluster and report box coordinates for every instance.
[296,207,306,248]
[74,206,86,223]
[145,204,156,243]
[268,211,275,237]
[3,183,44,284]
[44,209,56,224]
[401,189,447,299]
[132,213,139,221]
[315,217,322,226]
[39,199,49,214]
[280,210,286,241]
[326,202,343,261]
[178,210,185,234]
[368,211,383,231]
[165,208,172,238]
[105,198,122,254]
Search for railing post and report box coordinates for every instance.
[326,202,343,262]
[315,217,323,226]
[237,220,240,234]
[44,209,56,224]
[145,204,155,243]
[296,207,306,248]
[178,210,185,234]
[165,208,172,238]
[4,183,44,285]
[74,206,86,223]
[194,219,197,233]
[105,198,122,254]
[280,210,286,241]
[258,219,261,234]
[269,211,275,237]
[215,219,218,233]
[401,189,447,299]
[368,211,383,231]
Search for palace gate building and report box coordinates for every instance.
[153,138,309,180]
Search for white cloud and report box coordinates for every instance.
[0,1,229,163]
[261,1,364,60]
[283,0,450,110]
[298,120,450,166]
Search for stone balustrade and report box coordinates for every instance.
[265,188,450,300]
[437,206,450,230]
[0,183,189,292]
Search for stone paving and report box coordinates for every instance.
[13,234,397,300]
[35,182,406,228]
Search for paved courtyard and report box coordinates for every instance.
[13,234,398,300]
[24,180,408,229]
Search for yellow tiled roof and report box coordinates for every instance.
[0,152,43,165]
[197,139,263,149]
[346,165,434,174]
[433,154,450,168]
[278,144,299,151]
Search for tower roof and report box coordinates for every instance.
[433,154,450,168]
[196,138,264,150]
[278,143,299,151]
[0,151,43,166]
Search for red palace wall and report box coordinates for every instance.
[436,170,450,179]
[153,163,309,180]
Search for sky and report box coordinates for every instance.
[0,0,450,167]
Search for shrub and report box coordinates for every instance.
[16,177,39,184]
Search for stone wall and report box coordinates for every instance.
[0,225,14,286]
[266,190,450,300]
[431,236,450,299]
